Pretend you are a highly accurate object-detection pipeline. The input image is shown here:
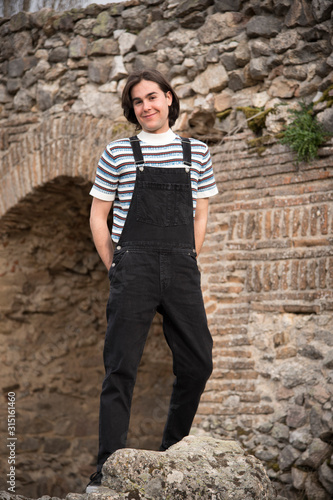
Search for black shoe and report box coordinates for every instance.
[86,471,103,493]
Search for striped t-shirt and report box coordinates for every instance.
[90,129,218,243]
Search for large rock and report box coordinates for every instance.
[88,61,110,85]
[246,15,283,38]
[88,38,119,57]
[100,436,278,499]
[121,6,148,31]
[174,0,213,18]
[8,58,25,78]
[198,12,244,44]
[71,84,122,118]
[36,81,59,111]
[9,11,31,31]
[285,0,315,27]
[109,56,128,81]
[74,18,96,36]
[192,63,228,94]
[118,32,137,56]
[68,35,88,59]
[135,21,176,54]
[317,107,333,135]
[215,0,242,12]
[13,88,34,112]
[92,11,116,38]
[312,0,333,22]
[295,438,332,469]
[273,30,299,54]
[318,461,333,495]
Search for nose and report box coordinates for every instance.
[142,99,151,112]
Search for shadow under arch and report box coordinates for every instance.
[0,175,173,497]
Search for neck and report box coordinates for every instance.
[138,129,176,145]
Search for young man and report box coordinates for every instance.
[86,69,218,491]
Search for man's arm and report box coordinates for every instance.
[90,197,114,270]
[194,198,209,256]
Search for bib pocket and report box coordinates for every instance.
[136,181,192,227]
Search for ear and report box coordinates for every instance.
[166,91,173,106]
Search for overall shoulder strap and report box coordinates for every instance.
[180,137,192,167]
[129,136,144,165]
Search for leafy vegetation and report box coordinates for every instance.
[280,102,327,164]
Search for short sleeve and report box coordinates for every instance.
[89,145,119,201]
[197,144,218,199]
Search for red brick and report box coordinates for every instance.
[275,346,297,359]
[271,262,280,290]
[291,261,299,290]
[307,260,317,289]
[211,326,248,336]
[293,238,328,247]
[280,262,289,290]
[213,336,251,348]
[257,169,331,190]
[200,393,225,403]
[309,192,333,204]
[320,205,329,234]
[283,304,320,314]
[311,206,319,235]
[212,369,258,380]
[240,394,261,403]
[246,213,256,239]
[265,211,272,238]
[299,260,307,290]
[237,212,245,239]
[227,214,237,240]
[214,359,255,370]
[263,263,271,292]
[301,208,309,236]
[272,210,281,239]
[213,348,252,358]
[243,302,284,313]
[253,264,262,293]
[329,258,333,288]
[206,380,255,392]
[292,208,301,237]
[319,258,327,289]
[255,212,263,240]
[281,208,290,238]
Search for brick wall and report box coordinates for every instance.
[198,132,333,420]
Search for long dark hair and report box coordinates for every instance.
[121,69,180,129]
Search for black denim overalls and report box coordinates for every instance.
[97,136,213,470]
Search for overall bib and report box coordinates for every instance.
[97,136,213,470]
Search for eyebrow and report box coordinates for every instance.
[132,91,158,103]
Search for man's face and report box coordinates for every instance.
[131,79,173,134]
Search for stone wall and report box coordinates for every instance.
[200,131,333,499]
[1,0,333,499]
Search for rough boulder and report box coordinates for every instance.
[88,435,278,499]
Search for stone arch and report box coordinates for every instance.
[0,135,173,496]
[0,113,133,217]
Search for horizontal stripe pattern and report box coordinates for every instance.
[90,135,218,242]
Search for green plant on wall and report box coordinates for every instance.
[280,102,327,164]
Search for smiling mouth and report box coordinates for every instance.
[142,113,157,119]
